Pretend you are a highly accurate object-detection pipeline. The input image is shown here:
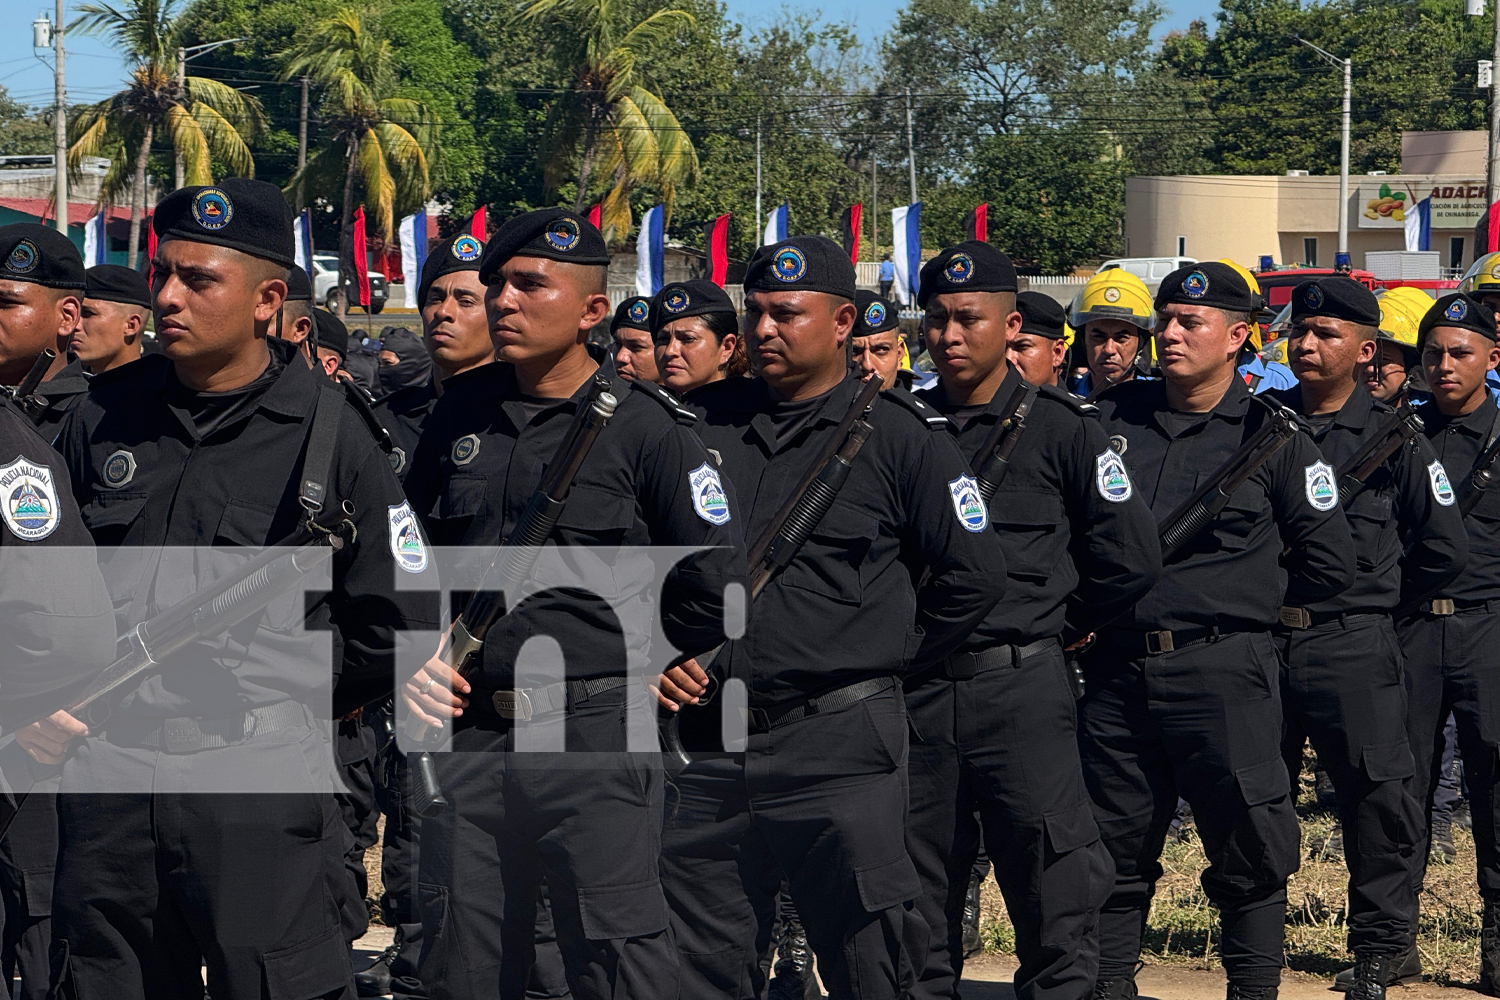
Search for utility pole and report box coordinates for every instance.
[297,76,309,209]
[52,0,66,235]
[754,117,762,245]
[1490,0,1500,220]
[1294,35,1351,256]
[870,143,878,259]
[905,88,917,205]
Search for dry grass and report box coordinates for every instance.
[978,752,1485,986]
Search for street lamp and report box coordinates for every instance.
[174,37,246,188]
[1293,34,1352,257]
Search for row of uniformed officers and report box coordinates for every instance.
[0,177,1495,1000]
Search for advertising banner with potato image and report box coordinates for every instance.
[1358,179,1488,229]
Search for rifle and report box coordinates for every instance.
[1333,401,1423,508]
[972,381,1040,502]
[408,379,620,816]
[662,375,883,765]
[5,349,55,422]
[0,530,345,839]
[1157,401,1301,560]
[1460,414,1500,517]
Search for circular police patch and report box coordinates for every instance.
[1304,460,1337,512]
[663,288,690,314]
[387,502,428,574]
[947,474,988,533]
[451,236,482,262]
[944,253,975,284]
[0,458,58,541]
[545,218,580,252]
[772,247,807,283]
[1445,298,1469,322]
[6,240,38,275]
[1428,459,1455,507]
[1103,287,1120,303]
[102,449,136,488]
[1305,285,1325,309]
[689,462,731,525]
[627,299,649,324]
[191,187,233,231]
[388,447,407,476]
[451,433,480,467]
[1095,448,1132,503]
[864,301,887,327]
[1181,270,1210,299]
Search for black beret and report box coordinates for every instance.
[0,223,85,289]
[744,236,856,300]
[853,290,900,337]
[1419,292,1497,344]
[84,264,150,308]
[612,295,652,335]
[285,266,313,302]
[314,308,348,359]
[1154,262,1256,313]
[153,179,295,268]
[1290,277,1379,327]
[418,233,485,304]
[478,209,609,283]
[1016,290,1068,339]
[650,279,736,334]
[916,241,1018,308]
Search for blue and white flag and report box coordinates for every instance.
[294,208,315,280]
[762,202,788,247]
[636,204,665,297]
[1405,196,1432,252]
[399,210,428,304]
[81,211,107,267]
[891,202,922,306]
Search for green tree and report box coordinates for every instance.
[279,6,437,305]
[68,0,265,266]
[517,0,700,239]
[0,89,52,157]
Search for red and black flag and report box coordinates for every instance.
[840,204,863,264]
[587,203,603,232]
[963,203,989,243]
[703,213,730,287]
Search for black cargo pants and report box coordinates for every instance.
[0,788,59,1000]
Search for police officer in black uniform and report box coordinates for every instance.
[610,294,658,383]
[275,266,317,366]
[907,241,1162,1000]
[399,208,744,1000]
[1400,292,1500,994]
[0,228,116,1000]
[1084,262,1356,1000]
[655,235,1009,1000]
[1266,279,1466,1000]
[27,178,439,999]
[0,223,88,443]
[850,289,908,390]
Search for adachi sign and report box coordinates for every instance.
[1357,179,1488,229]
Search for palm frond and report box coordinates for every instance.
[372,122,429,219]
[356,128,397,238]
[184,76,266,142]
[190,101,255,178]
[164,102,211,184]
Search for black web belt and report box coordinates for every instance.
[1274,607,1386,630]
[112,701,312,753]
[488,676,630,723]
[1103,621,1266,656]
[934,638,1059,680]
[1418,597,1499,617]
[747,676,895,734]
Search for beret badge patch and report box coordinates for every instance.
[191,188,233,231]
[772,246,807,283]
[544,218,580,252]
[1181,270,1209,299]
[944,252,974,284]
[1305,285,1324,309]
[864,301,887,326]
[1103,287,1120,303]
[451,236,482,261]
[663,288,690,314]
[1446,299,1469,322]
[627,299,649,324]
[5,240,37,274]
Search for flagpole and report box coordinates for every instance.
[755,117,763,246]
[871,142,878,262]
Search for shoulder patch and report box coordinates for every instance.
[882,386,953,432]
[948,474,989,532]
[1095,448,1133,503]
[0,457,59,541]
[451,433,480,467]
[387,502,428,573]
[1428,459,1456,507]
[631,377,698,426]
[689,462,731,525]
[1304,460,1337,512]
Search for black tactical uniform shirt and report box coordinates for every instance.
[1417,393,1500,602]
[0,396,114,723]
[57,339,439,719]
[684,373,1010,708]
[402,361,745,685]
[1267,385,1467,612]
[1095,377,1355,632]
[372,378,438,479]
[31,357,89,445]
[916,367,1161,647]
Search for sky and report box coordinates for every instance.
[0,0,1225,113]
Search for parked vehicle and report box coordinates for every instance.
[1098,256,1196,282]
[311,254,388,314]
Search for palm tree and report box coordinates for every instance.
[279,8,435,311]
[519,0,699,241]
[69,0,265,268]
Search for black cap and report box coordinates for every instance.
[650,279,736,333]
[478,209,609,284]
[1290,277,1380,327]
[314,308,348,359]
[744,236,856,300]
[418,233,485,304]
[285,266,313,303]
[916,241,1018,308]
[612,295,652,335]
[0,223,85,290]
[1154,262,1256,313]
[853,290,900,337]
[84,264,151,308]
[1420,292,1497,344]
[153,178,295,268]
[1016,290,1068,340]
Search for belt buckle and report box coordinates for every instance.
[1278,606,1312,629]
[946,653,979,681]
[162,717,205,754]
[1145,631,1175,655]
[492,689,534,722]
[748,707,772,732]
[1430,599,1456,616]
